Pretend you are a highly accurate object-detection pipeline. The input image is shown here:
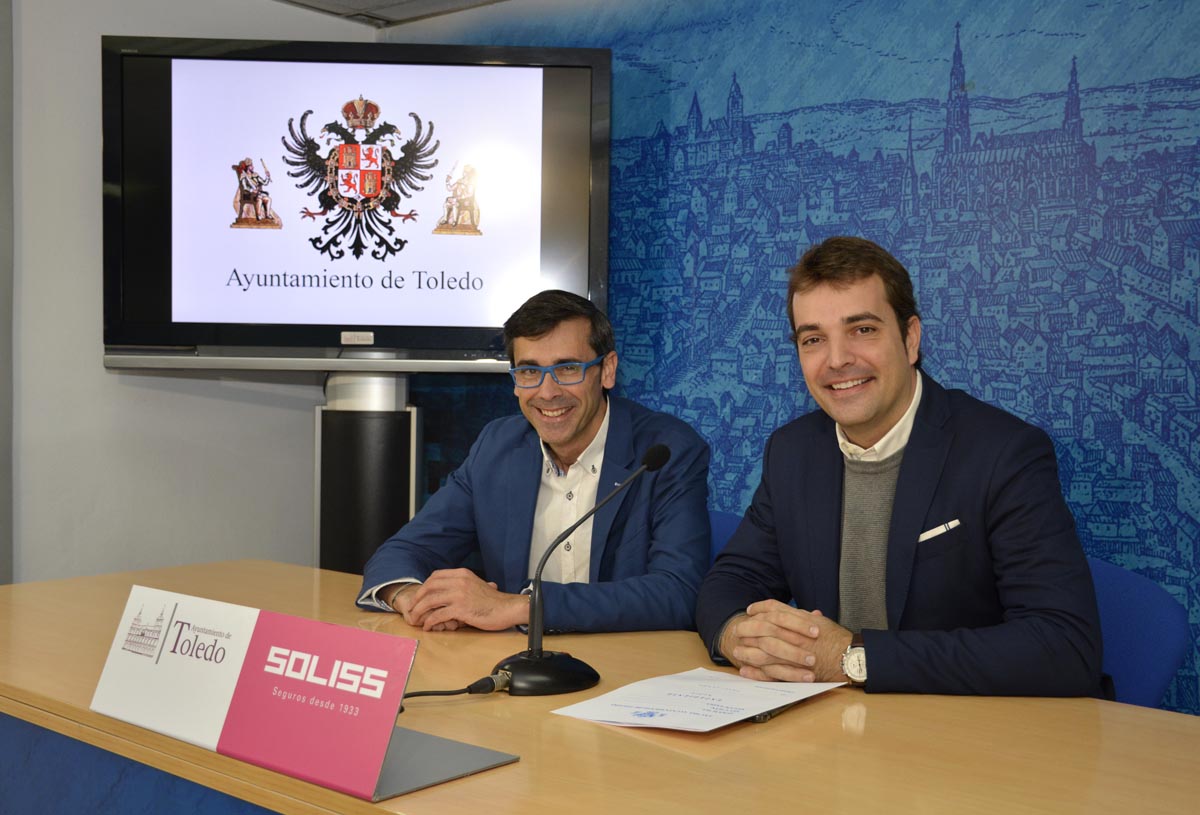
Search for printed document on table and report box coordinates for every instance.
[552,668,842,732]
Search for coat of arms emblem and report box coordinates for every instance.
[282,96,440,260]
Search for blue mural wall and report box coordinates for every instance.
[399,0,1200,714]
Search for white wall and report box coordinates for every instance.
[12,0,373,581]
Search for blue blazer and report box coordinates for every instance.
[360,396,712,632]
[696,373,1103,696]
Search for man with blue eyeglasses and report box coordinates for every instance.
[358,290,711,633]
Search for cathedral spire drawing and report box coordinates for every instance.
[727,73,744,126]
[903,114,919,217]
[1064,56,1083,141]
[944,21,971,153]
[687,91,703,138]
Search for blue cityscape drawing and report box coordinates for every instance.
[407,1,1200,714]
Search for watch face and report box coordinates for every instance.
[844,647,867,683]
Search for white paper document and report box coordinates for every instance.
[552,668,842,732]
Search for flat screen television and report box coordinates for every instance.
[102,35,610,371]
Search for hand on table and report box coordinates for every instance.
[397,569,529,632]
[719,600,853,683]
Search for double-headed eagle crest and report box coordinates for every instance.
[282,96,439,260]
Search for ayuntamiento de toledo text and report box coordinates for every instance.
[226,269,483,292]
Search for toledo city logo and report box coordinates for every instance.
[122,605,166,658]
[282,95,440,260]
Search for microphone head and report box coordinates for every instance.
[641,444,671,472]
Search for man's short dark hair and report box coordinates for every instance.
[503,289,615,364]
[785,236,922,367]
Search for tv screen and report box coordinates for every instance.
[102,36,610,369]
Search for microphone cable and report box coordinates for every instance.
[403,671,512,699]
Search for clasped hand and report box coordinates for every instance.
[389,569,529,632]
[719,600,852,683]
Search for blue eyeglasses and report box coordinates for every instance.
[510,355,605,388]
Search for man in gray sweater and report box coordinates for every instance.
[696,236,1103,696]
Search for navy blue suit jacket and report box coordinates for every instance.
[360,396,711,632]
[696,374,1103,696]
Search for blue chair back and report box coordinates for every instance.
[1088,556,1189,707]
[709,509,743,565]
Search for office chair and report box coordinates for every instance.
[1088,556,1189,708]
[709,509,743,565]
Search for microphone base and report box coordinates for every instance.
[493,650,600,696]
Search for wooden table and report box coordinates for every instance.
[1,560,1196,814]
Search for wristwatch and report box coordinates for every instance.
[841,633,867,685]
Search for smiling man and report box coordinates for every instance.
[359,290,711,633]
[696,236,1104,697]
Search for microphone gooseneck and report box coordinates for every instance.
[493,444,671,695]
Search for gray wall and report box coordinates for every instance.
[1,0,11,583]
[11,0,373,582]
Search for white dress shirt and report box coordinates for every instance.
[528,404,610,583]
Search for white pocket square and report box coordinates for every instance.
[918,519,961,542]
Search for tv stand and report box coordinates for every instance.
[316,369,421,575]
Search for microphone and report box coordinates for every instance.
[493,444,672,695]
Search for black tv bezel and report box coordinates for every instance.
[101,35,610,363]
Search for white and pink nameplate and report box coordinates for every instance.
[91,585,418,799]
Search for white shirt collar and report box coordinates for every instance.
[540,397,611,477]
[837,373,923,461]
